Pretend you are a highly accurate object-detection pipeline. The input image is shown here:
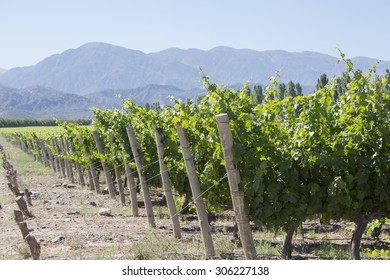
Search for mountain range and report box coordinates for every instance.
[1,42,389,119]
[0,84,202,119]
[0,68,6,76]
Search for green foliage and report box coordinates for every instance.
[363,248,390,259]
[316,73,329,90]
[313,241,350,260]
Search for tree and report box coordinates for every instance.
[316,73,329,90]
[243,84,251,96]
[295,83,303,96]
[333,77,342,102]
[287,81,296,97]
[252,85,264,104]
[278,83,286,99]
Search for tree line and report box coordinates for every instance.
[0,118,92,128]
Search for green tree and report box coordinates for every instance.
[316,73,329,90]
[278,83,286,99]
[287,81,296,97]
[252,84,264,104]
[295,83,303,96]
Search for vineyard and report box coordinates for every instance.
[1,60,390,260]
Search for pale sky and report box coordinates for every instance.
[1,0,389,69]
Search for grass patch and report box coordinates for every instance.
[15,244,32,260]
[255,240,281,256]
[214,233,237,259]
[127,230,186,260]
[307,230,316,239]
[0,137,53,176]
[312,241,350,260]
[154,206,170,219]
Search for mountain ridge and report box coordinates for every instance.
[0,84,204,119]
[1,42,389,95]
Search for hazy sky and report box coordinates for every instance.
[1,0,389,69]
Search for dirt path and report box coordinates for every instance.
[0,156,149,259]
[0,138,247,260]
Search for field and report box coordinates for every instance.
[1,133,390,260]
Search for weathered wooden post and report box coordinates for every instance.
[52,139,65,178]
[75,162,85,185]
[69,141,86,186]
[176,122,215,257]
[126,127,155,228]
[15,195,33,218]
[121,143,138,217]
[59,138,70,180]
[39,140,50,168]
[216,113,257,259]
[154,125,181,238]
[45,140,56,172]
[65,139,75,183]
[86,169,95,191]
[109,133,126,205]
[14,210,40,260]
[92,131,115,198]
[80,136,101,194]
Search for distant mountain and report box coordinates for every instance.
[85,84,203,108]
[0,43,200,94]
[0,84,203,119]
[0,68,6,76]
[0,85,93,119]
[1,42,389,95]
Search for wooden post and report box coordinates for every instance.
[121,141,138,216]
[115,167,125,205]
[25,141,31,155]
[87,169,95,191]
[46,140,56,172]
[89,165,101,194]
[65,139,75,183]
[154,125,181,238]
[109,133,125,205]
[4,163,19,195]
[60,156,66,179]
[35,138,43,164]
[92,131,115,198]
[70,141,85,186]
[75,162,86,186]
[80,137,101,194]
[126,127,155,228]
[6,175,21,197]
[53,139,66,179]
[16,195,33,218]
[14,210,41,260]
[54,154,61,177]
[59,139,70,180]
[39,140,50,168]
[176,122,215,257]
[52,139,62,177]
[216,113,257,259]
[124,161,139,216]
